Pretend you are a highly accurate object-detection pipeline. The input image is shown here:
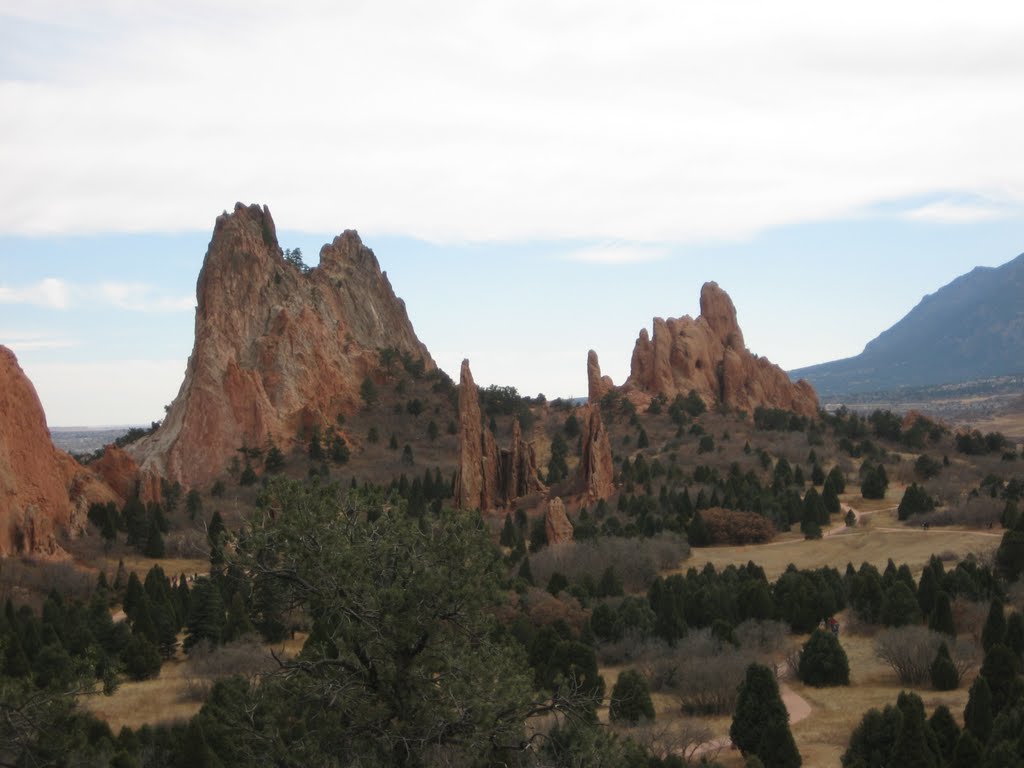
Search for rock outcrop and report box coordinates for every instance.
[0,346,119,556]
[455,359,545,511]
[577,405,615,501]
[622,282,818,418]
[544,497,574,546]
[587,350,614,405]
[129,203,435,489]
[92,445,161,504]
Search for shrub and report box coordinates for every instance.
[875,626,975,686]
[930,642,960,691]
[798,628,850,687]
[700,508,775,545]
[609,669,655,725]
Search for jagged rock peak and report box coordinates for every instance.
[0,346,119,556]
[128,203,435,489]
[587,350,614,405]
[622,282,818,418]
[577,405,614,501]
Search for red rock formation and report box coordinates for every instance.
[577,405,615,501]
[129,203,435,489]
[499,419,545,502]
[544,497,574,546]
[455,360,544,511]
[92,446,142,501]
[587,350,614,405]
[0,346,120,556]
[623,282,818,418]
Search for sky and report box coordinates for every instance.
[1,1,1023,426]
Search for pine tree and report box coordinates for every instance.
[950,731,982,768]
[1005,612,1024,659]
[928,591,956,637]
[889,692,938,768]
[881,581,922,627]
[981,598,1006,653]
[930,643,959,691]
[916,566,938,616]
[964,675,993,743]
[927,705,960,765]
[978,643,1020,715]
[798,629,850,687]
[499,514,517,548]
[222,592,256,643]
[609,669,655,725]
[185,578,226,651]
[730,663,801,768]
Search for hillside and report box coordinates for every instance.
[791,253,1024,397]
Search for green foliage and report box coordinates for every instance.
[609,669,655,725]
[239,462,257,486]
[213,479,579,764]
[843,705,902,767]
[889,692,938,768]
[928,591,956,637]
[897,483,936,520]
[950,731,983,768]
[547,433,570,483]
[996,515,1024,581]
[880,582,922,628]
[730,663,801,768]
[930,643,960,691]
[964,675,993,743]
[798,629,850,687]
[927,705,960,765]
[982,598,1007,653]
[978,643,1021,715]
[359,375,378,407]
[860,463,889,500]
[184,577,225,652]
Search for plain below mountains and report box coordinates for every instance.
[791,253,1024,398]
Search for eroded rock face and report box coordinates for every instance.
[0,346,119,556]
[544,497,574,546]
[455,359,544,511]
[129,203,435,489]
[587,350,614,405]
[623,282,819,418]
[577,405,615,501]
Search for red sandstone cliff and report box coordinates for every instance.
[129,203,435,489]
[620,282,818,418]
[455,359,545,511]
[0,346,120,556]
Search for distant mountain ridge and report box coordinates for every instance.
[791,253,1024,397]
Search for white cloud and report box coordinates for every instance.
[0,330,75,351]
[902,200,1013,223]
[0,279,193,312]
[0,278,71,308]
[1,2,1024,242]
[98,282,195,312]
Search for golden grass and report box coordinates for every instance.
[79,656,201,731]
[684,492,1000,580]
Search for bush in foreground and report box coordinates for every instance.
[798,629,849,687]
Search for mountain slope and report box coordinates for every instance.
[792,253,1024,396]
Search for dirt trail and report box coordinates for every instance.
[691,681,813,759]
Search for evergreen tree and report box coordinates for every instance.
[917,566,939,616]
[181,719,224,768]
[880,581,922,627]
[730,663,801,768]
[927,705,960,765]
[964,675,993,743]
[499,514,517,548]
[995,514,1024,581]
[978,643,1021,715]
[185,578,226,651]
[981,598,1007,653]
[223,592,256,643]
[889,692,938,768]
[950,731,983,768]
[517,557,534,586]
[799,629,850,687]
[928,591,956,637]
[842,706,902,768]
[609,669,655,725]
[143,523,165,559]
[688,509,710,547]
[930,642,960,691]
[1006,612,1024,659]
[122,633,161,680]
[826,466,846,494]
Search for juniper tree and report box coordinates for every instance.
[730,663,801,768]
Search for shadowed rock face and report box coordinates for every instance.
[129,203,434,489]
[455,359,545,512]
[577,405,614,502]
[0,346,119,556]
[622,282,819,418]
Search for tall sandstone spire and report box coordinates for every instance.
[0,346,119,556]
[129,203,434,488]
